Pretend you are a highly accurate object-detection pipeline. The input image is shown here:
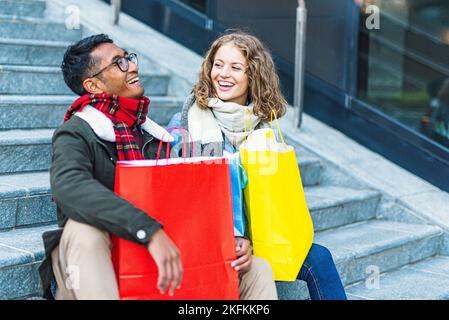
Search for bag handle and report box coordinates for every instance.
[270,110,287,149]
[156,127,194,163]
[243,109,287,149]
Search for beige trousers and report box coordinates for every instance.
[51,219,278,300]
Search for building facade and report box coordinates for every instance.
[107,0,449,192]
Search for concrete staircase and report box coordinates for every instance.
[0,0,182,299]
[0,0,448,300]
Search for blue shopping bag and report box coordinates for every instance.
[224,151,248,237]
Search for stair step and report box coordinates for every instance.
[0,172,55,230]
[0,65,71,95]
[276,281,310,300]
[0,0,46,19]
[0,65,170,96]
[297,156,321,187]
[317,220,442,285]
[346,256,449,300]
[306,186,380,231]
[276,220,443,299]
[0,129,53,174]
[0,95,68,129]
[1,219,442,300]
[0,38,69,66]
[147,96,186,126]
[0,95,184,129]
[0,64,170,96]
[0,224,57,299]
[0,16,81,42]
[24,296,46,300]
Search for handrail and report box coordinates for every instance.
[293,0,307,128]
[362,30,449,78]
[373,8,447,46]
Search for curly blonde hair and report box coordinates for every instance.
[193,31,287,121]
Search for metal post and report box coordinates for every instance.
[111,0,121,25]
[293,0,307,128]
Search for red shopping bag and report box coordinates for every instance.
[111,132,239,300]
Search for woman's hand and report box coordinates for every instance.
[231,237,252,274]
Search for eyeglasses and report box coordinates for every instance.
[90,53,138,78]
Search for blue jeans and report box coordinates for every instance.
[297,243,347,300]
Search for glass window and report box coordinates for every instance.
[357,0,449,149]
[179,0,207,14]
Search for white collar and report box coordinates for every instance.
[74,105,174,142]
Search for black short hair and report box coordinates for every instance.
[61,34,113,96]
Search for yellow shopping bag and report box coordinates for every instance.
[239,111,314,281]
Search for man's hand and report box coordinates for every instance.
[147,229,183,296]
[231,237,252,275]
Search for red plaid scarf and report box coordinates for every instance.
[65,93,150,161]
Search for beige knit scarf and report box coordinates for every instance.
[187,98,261,148]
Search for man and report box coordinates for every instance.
[39,34,277,300]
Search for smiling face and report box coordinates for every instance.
[83,42,144,99]
[211,43,249,105]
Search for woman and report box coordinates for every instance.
[168,31,347,300]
